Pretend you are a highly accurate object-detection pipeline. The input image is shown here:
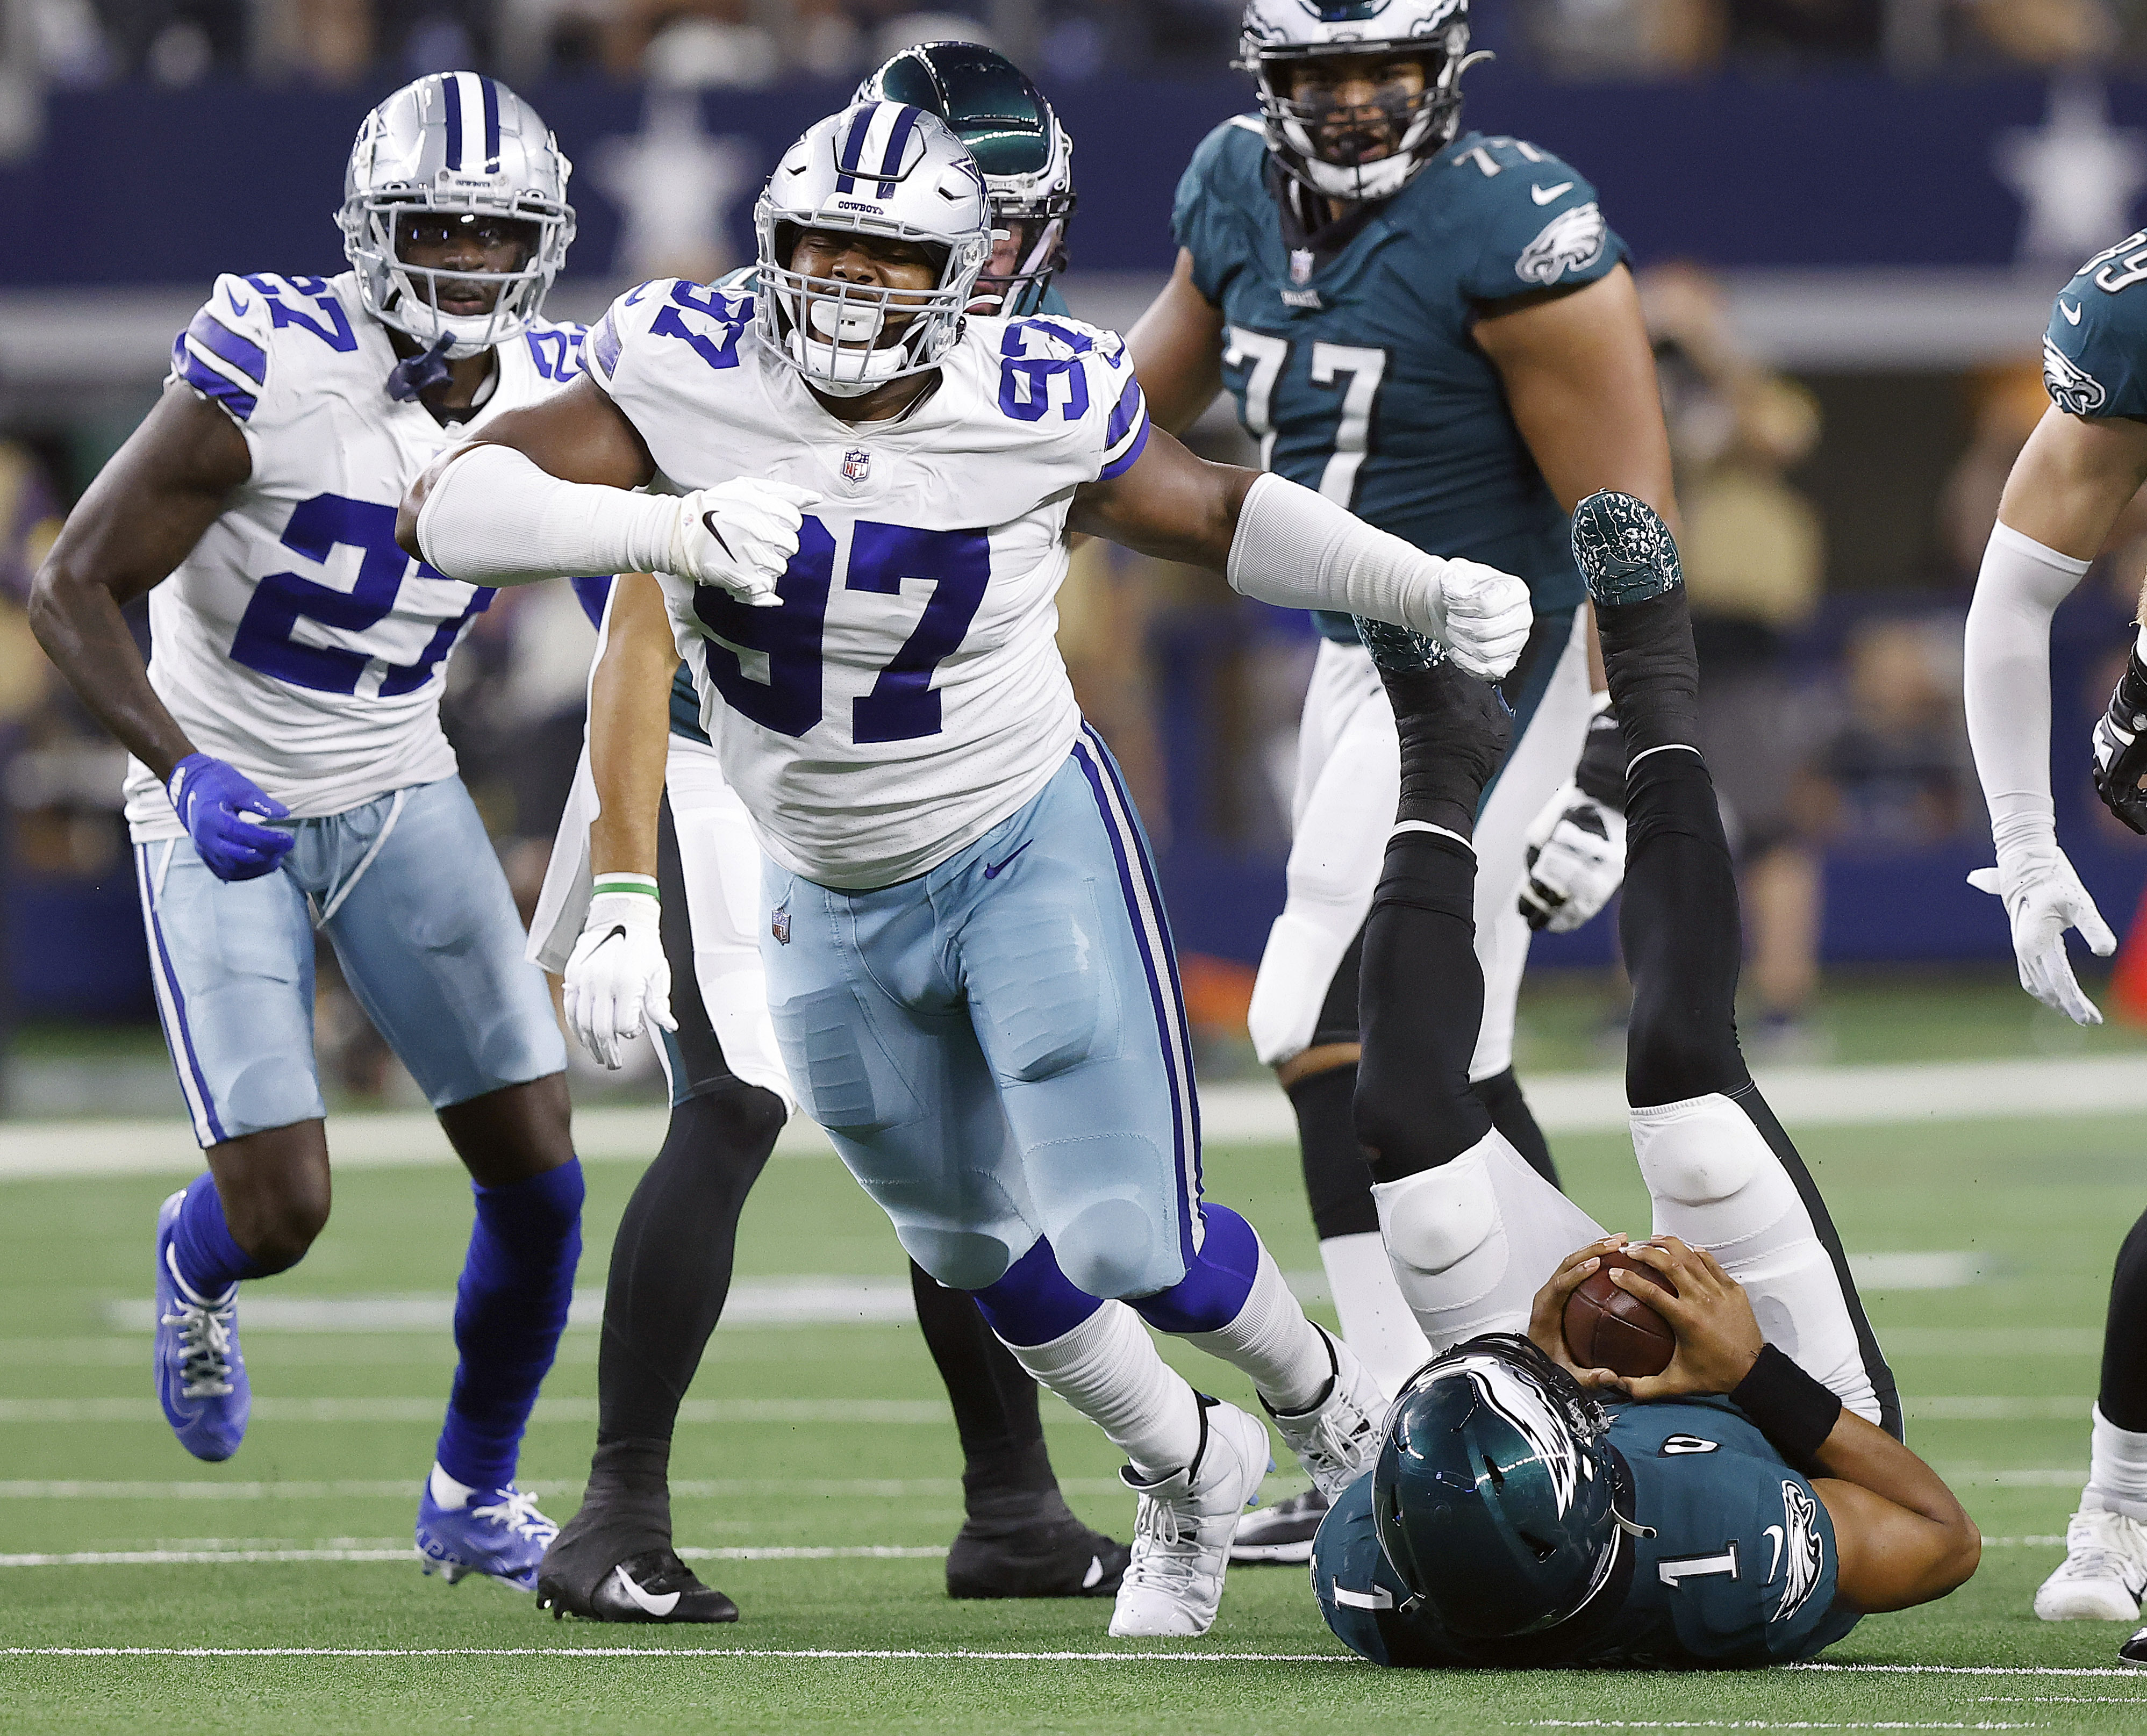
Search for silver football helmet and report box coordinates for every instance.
[339,71,575,358]
[754,101,992,398]
[1238,0,1486,203]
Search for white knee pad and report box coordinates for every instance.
[1373,1147,1501,1278]
[1631,1093,1880,1425]
[1630,1093,1798,1253]
[1249,909,1359,1067]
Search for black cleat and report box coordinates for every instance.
[1228,1486,1330,1566]
[945,1490,1130,1599]
[538,1546,738,1624]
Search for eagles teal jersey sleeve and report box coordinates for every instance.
[2043,230,2147,419]
[1448,137,1627,304]
[1313,1397,1858,1670]
[1172,117,1266,307]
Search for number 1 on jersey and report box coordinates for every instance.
[693,515,990,743]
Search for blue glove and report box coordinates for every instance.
[166,754,294,882]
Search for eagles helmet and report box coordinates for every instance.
[339,71,575,358]
[1373,1334,1628,1639]
[855,41,1077,317]
[754,102,992,398]
[1238,0,1487,203]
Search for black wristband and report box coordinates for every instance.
[1729,1345,1843,1473]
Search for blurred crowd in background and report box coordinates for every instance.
[1,0,2144,106]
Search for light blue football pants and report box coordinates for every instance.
[761,727,1203,1300]
[134,775,567,1146]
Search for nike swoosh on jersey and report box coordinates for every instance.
[1531,181,1576,205]
[2062,298,2084,324]
[609,1565,681,1617]
[983,841,1033,879]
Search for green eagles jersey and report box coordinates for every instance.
[2042,228,2147,420]
[1312,1396,1859,1670]
[663,276,1073,743]
[1172,119,1627,642]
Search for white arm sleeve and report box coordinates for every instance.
[414,443,680,588]
[1226,471,1456,631]
[1963,520,2092,858]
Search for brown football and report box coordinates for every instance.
[1562,1246,1678,1379]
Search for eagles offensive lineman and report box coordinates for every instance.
[1315,493,1970,1667]
[525,46,1133,1622]
[1124,0,1679,1562]
[1963,225,2147,1659]
[27,75,590,1589]
[403,99,1537,1636]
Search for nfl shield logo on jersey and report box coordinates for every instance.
[841,448,871,485]
[770,908,791,945]
[1289,248,1315,286]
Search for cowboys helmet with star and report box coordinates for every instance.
[1237,0,1484,204]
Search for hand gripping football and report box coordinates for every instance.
[1563,1246,1677,1378]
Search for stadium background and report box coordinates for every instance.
[9,6,2147,1728]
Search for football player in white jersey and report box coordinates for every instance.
[29,73,590,1591]
[403,99,1535,1637]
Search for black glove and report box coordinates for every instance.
[2092,643,2147,835]
[1573,699,1627,814]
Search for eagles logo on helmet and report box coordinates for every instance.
[856,40,1079,318]
[1238,0,1487,204]
[339,71,575,361]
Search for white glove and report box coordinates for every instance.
[563,890,677,1068]
[1518,782,1628,933]
[667,478,821,608]
[1967,843,2117,1027]
[1421,559,1535,681]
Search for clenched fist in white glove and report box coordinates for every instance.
[1967,843,2116,1027]
[1518,782,1628,933]
[564,888,677,1068]
[667,477,820,608]
[1418,559,1535,682]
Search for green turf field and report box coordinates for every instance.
[3,1108,2146,1732]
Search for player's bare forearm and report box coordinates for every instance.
[1125,249,1227,436]
[28,385,249,779]
[1068,426,1256,569]
[586,572,678,881]
[1994,406,2147,580]
[1475,267,1680,530]
[1812,1416,1980,1610]
[396,375,657,559]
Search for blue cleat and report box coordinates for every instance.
[1570,489,1683,608]
[153,1189,250,1462]
[416,1469,560,1591]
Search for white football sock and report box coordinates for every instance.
[2086,1404,2147,1523]
[428,1462,478,1509]
[1180,1237,1332,1414]
[1373,1128,1609,1353]
[1318,1231,1432,1398]
[1001,1300,1203,1481]
[1631,1092,1880,1425]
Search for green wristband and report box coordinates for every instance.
[592,874,660,900]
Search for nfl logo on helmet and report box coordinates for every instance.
[842,448,871,484]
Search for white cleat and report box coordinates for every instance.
[1265,1329,1385,1500]
[2036,1507,2147,1621]
[1108,1397,1270,1640]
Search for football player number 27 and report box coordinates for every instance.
[692,517,990,743]
[1222,327,1389,509]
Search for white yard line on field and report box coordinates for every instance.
[0,1397,947,1424]
[0,1646,1356,1661]
[12,1054,2147,1182]
[0,1544,951,1567]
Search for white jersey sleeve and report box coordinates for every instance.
[123,270,588,838]
[589,292,1149,888]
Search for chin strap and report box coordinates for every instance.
[387,333,456,403]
